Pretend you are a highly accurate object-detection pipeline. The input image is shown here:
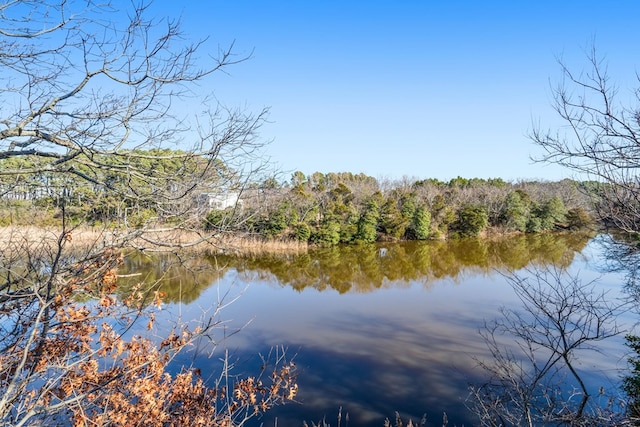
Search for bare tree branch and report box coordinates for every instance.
[468,266,628,426]
[531,45,640,235]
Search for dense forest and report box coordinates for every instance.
[1,153,599,245]
[224,171,597,245]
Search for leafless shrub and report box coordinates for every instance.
[468,266,629,426]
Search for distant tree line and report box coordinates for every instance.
[0,150,237,228]
[2,152,603,244]
[207,171,599,245]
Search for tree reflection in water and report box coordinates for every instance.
[114,232,621,426]
[118,232,592,301]
[224,232,591,294]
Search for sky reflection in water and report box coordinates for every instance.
[120,233,632,426]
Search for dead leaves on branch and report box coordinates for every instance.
[0,249,298,426]
[59,334,298,427]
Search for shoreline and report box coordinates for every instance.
[0,225,311,255]
[0,225,596,257]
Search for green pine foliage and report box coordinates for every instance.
[452,205,489,238]
[262,207,288,238]
[528,196,568,232]
[355,198,381,243]
[430,194,456,237]
[338,211,359,243]
[539,196,568,229]
[501,191,530,232]
[380,198,408,239]
[411,206,431,240]
[204,209,225,231]
[293,222,311,241]
[311,220,341,246]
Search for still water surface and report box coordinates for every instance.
[120,233,632,426]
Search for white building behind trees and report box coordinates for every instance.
[198,192,241,210]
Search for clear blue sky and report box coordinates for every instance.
[152,1,640,182]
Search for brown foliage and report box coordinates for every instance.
[0,240,297,426]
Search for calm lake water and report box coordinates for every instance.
[120,233,633,426]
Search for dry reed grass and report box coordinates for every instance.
[0,226,310,256]
[0,226,104,254]
[210,234,310,255]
